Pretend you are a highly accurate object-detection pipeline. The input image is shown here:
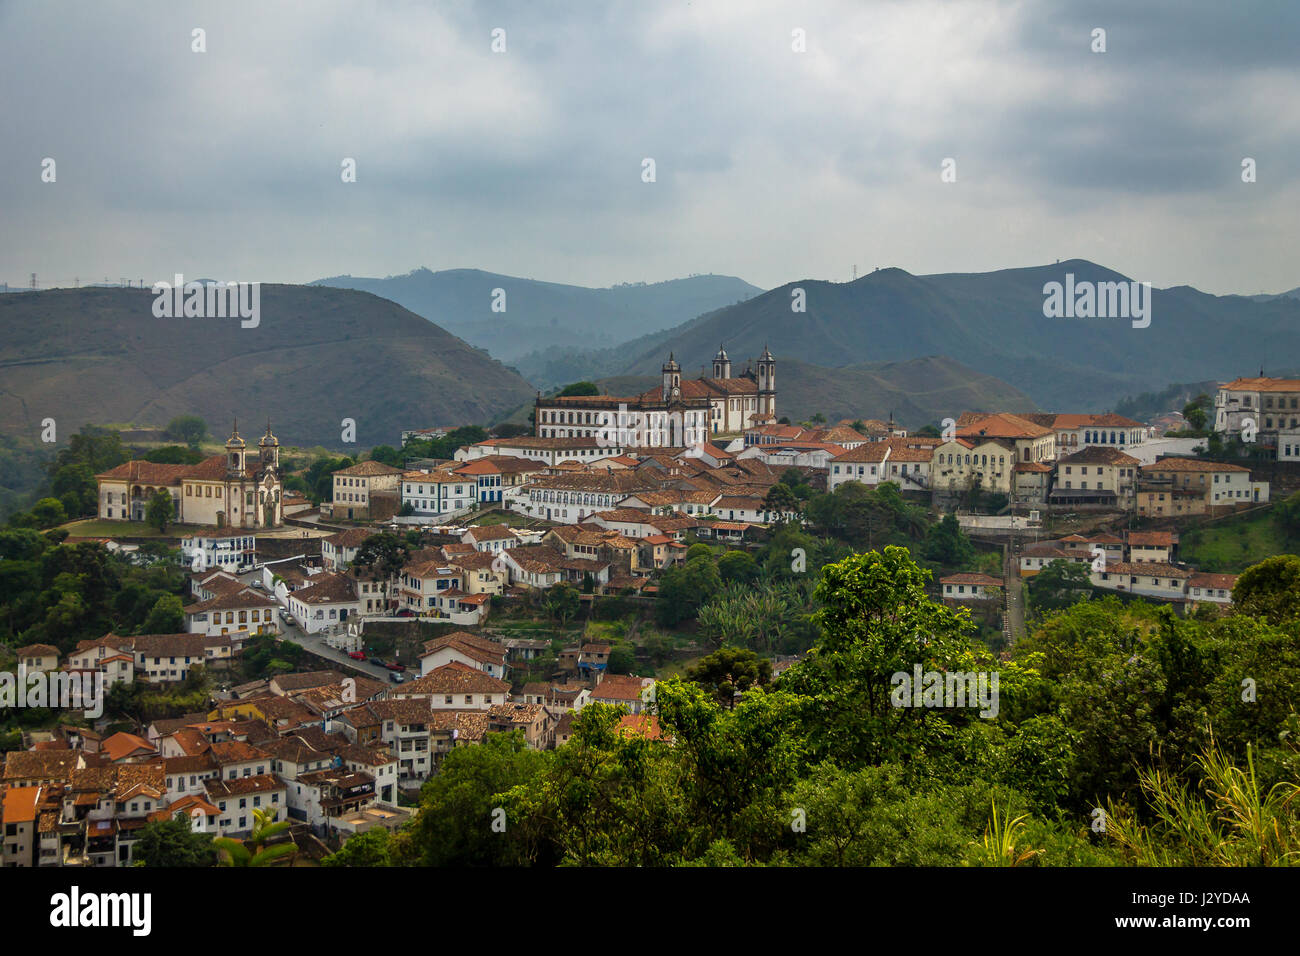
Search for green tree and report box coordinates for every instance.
[50,463,97,517]
[1026,559,1093,612]
[655,556,722,627]
[409,731,548,866]
[49,425,128,478]
[716,549,759,585]
[778,546,984,767]
[351,531,404,581]
[141,594,184,634]
[164,415,208,447]
[145,489,175,532]
[762,483,801,519]
[1232,554,1300,624]
[686,646,773,708]
[685,543,714,563]
[557,382,600,397]
[321,827,393,867]
[30,497,67,529]
[543,583,581,625]
[923,513,975,567]
[1181,394,1211,432]
[367,445,404,468]
[607,644,636,674]
[133,815,217,867]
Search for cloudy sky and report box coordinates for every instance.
[2,0,1297,295]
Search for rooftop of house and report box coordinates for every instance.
[1057,446,1142,466]
[400,661,511,696]
[333,460,405,478]
[1142,457,1251,473]
[940,573,1004,587]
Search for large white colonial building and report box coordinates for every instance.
[1215,376,1300,443]
[534,347,777,446]
[96,421,284,528]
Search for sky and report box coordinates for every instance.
[2,0,1298,296]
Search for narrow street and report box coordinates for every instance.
[1003,540,1026,648]
[229,569,406,687]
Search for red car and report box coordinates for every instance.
[384,661,406,672]
[395,609,416,618]
[347,651,366,661]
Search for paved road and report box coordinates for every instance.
[1003,541,1026,647]
[232,569,408,687]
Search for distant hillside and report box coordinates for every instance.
[1249,286,1300,302]
[310,268,761,364]
[618,260,1300,412]
[0,286,535,448]
[551,355,1035,431]
[1113,381,1222,423]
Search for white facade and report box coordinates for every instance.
[401,471,475,517]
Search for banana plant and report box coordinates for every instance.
[213,807,298,867]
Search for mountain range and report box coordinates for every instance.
[0,285,535,448]
[613,260,1300,413]
[310,268,761,368]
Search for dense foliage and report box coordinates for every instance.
[328,546,1300,868]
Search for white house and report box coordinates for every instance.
[401,467,476,519]
[940,573,1003,601]
[286,573,360,634]
[181,530,257,573]
[1090,562,1192,601]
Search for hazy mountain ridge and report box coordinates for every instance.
[311,268,762,363]
[617,260,1300,412]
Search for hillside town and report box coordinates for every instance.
[0,361,1295,867]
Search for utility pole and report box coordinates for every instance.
[30,273,37,290]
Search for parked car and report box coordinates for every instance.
[395,609,416,618]
[369,657,384,667]
[281,613,297,627]
[250,580,265,590]
[389,672,405,684]
[384,661,406,672]
[347,650,366,661]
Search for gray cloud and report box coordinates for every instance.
[0,0,1296,297]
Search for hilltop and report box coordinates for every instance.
[0,285,535,448]
[310,268,761,364]
[618,260,1300,412]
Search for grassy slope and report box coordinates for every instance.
[1180,510,1300,573]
